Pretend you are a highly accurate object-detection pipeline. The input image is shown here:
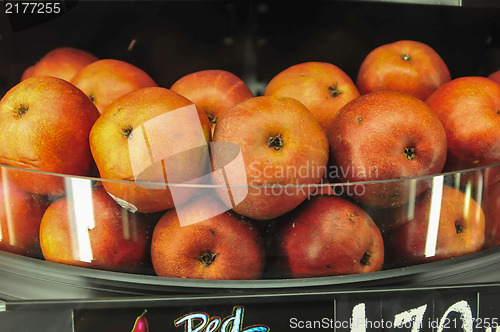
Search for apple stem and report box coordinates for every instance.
[455,221,464,234]
[360,252,371,266]
[328,82,343,98]
[404,147,416,160]
[401,54,412,61]
[198,252,218,268]
[122,125,133,139]
[13,104,29,118]
[207,113,218,124]
[88,91,96,103]
[268,133,284,150]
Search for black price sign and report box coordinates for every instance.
[2,1,78,32]
[2,284,500,331]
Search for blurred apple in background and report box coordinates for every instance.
[212,96,329,220]
[40,186,152,273]
[151,195,265,280]
[385,185,485,267]
[171,69,254,135]
[71,59,157,113]
[357,40,450,101]
[278,195,384,278]
[0,76,100,196]
[426,76,500,185]
[0,176,49,258]
[327,91,447,208]
[264,61,360,132]
[488,69,500,85]
[21,47,98,82]
[90,87,211,213]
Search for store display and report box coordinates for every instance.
[0,1,500,330]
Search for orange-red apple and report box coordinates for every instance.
[40,186,151,273]
[327,91,447,207]
[279,195,384,278]
[0,76,100,195]
[426,76,500,183]
[385,185,485,267]
[357,40,450,101]
[0,175,49,258]
[90,87,211,213]
[151,195,265,280]
[212,96,329,220]
[71,59,157,113]
[22,47,98,82]
[170,69,254,134]
[264,62,360,131]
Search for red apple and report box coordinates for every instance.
[488,70,500,85]
[385,185,485,267]
[278,195,384,278]
[426,76,500,184]
[40,186,151,273]
[170,69,254,134]
[327,91,447,208]
[151,195,265,280]
[89,87,211,213]
[357,40,450,101]
[482,177,500,248]
[71,59,157,113]
[22,47,98,82]
[0,174,49,257]
[212,96,329,220]
[0,76,100,195]
[264,62,360,131]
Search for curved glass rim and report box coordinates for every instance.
[0,161,498,189]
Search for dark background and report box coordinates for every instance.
[1,1,500,97]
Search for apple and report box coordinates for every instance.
[71,59,157,113]
[0,175,49,258]
[327,91,447,208]
[39,186,152,273]
[151,195,265,280]
[211,96,329,220]
[0,76,100,195]
[482,177,500,248]
[488,70,500,85]
[385,185,485,267]
[89,87,211,213]
[278,195,384,278]
[170,69,254,134]
[22,47,98,82]
[426,76,500,185]
[357,40,450,101]
[264,62,360,132]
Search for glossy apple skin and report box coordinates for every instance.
[40,186,151,273]
[385,185,485,267]
[357,40,450,101]
[0,77,100,195]
[264,62,360,132]
[212,96,329,220]
[22,47,98,82]
[0,176,49,258]
[327,91,447,208]
[90,87,211,213]
[171,69,254,133]
[278,195,384,278]
[151,195,265,280]
[482,178,500,248]
[71,59,157,113]
[426,76,500,185]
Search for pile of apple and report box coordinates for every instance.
[0,40,499,280]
